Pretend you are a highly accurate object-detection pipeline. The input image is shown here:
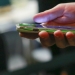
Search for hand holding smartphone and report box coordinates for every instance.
[16,23,75,33]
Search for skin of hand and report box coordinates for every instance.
[20,3,75,48]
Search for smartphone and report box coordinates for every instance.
[16,23,75,33]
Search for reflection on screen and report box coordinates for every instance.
[35,24,75,30]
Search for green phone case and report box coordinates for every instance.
[16,23,75,33]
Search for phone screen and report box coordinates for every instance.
[35,23,75,30]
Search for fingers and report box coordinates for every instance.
[19,32,38,39]
[39,31,55,47]
[20,31,75,48]
[66,32,75,46]
[33,4,66,23]
[54,16,71,24]
[54,16,75,24]
[54,30,69,48]
[39,30,75,48]
[55,3,75,24]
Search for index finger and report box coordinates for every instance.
[33,4,65,23]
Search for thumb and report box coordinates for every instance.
[33,4,66,23]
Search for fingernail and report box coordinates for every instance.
[66,32,75,39]
[54,30,64,38]
[55,34,64,39]
[39,31,49,39]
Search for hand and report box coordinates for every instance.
[20,3,75,48]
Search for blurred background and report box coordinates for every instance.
[0,0,75,75]
[0,0,40,71]
[0,0,53,72]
